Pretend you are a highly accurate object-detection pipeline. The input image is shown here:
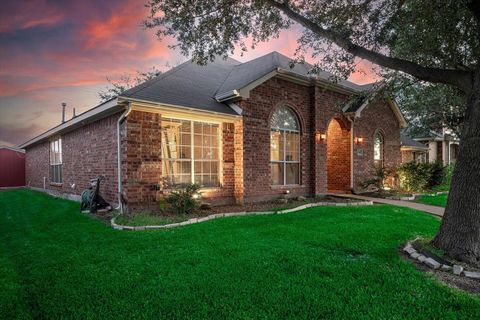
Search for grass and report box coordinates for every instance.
[1,189,478,319]
[415,194,448,207]
[414,237,445,258]
[115,213,187,226]
[431,184,450,192]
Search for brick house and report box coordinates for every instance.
[400,134,429,163]
[20,52,406,214]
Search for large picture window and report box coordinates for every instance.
[374,132,384,167]
[50,137,62,183]
[270,106,300,185]
[161,118,220,188]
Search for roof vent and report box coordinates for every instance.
[61,102,67,123]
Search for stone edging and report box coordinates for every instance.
[403,240,480,280]
[386,195,416,201]
[386,191,449,201]
[111,200,374,231]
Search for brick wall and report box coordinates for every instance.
[401,150,414,163]
[123,109,238,214]
[238,77,314,202]
[238,76,401,198]
[326,118,351,191]
[25,113,121,205]
[352,100,401,191]
[122,110,163,213]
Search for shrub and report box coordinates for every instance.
[164,184,201,215]
[428,161,445,188]
[443,163,455,185]
[362,165,396,193]
[397,161,445,192]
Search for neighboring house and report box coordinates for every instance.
[20,51,406,214]
[414,128,460,165]
[400,134,428,163]
[0,146,25,188]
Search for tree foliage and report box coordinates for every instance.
[144,0,477,90]
[98,67,161,102]
[392,80,466,137]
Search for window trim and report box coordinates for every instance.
[373,131,384,168]
[270,106,301,186]
[161,117,223,188]
[49,137,63,184]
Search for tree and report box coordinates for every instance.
[98,67,161,102]
[144,0,480,265]
[394,81,466,137]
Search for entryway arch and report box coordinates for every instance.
[326,118,351,192]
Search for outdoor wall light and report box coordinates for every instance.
[315,131,326,143]
[354,136,364,144]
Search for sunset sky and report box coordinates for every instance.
[0,0,378,147]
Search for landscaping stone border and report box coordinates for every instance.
[386,191,449,202]
[403,240,480,280]
[386,195,416,201]
[111,199,374,231]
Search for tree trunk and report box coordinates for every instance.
[433,70,480,266]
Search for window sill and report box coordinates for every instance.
[271,184,304,189]
[49,182,63,187]
[199,186,223,191]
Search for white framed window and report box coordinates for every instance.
[270,106,300,185]
[161,118,220,188]
[374,132,384,167]
[50,137,62,183]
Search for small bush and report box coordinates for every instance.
[397,161,445,192]
[362,165,396,193]
[165,184,201,215]
[443,163,455,185]
[428,161,445,188]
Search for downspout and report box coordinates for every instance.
[346,115,355,194]
[116,103,132,214]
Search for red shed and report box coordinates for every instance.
[0,146,26,188]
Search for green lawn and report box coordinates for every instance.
[415,194,448,207]
[1,189,478,319]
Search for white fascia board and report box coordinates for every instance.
[0,146,25,153]
[19,98,121,149]
[118,97,242,119]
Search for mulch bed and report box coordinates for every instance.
[93,195,360,225]
[400,249,480,294]
[400,241,480,295]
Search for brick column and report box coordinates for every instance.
[123,110,162,214]
[312,87,328,195]
[233,119,244,204]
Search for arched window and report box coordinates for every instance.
[270,106,300,185]
[374,131,384,167]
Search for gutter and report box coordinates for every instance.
[116,103,132,214]
[215,90,240,102]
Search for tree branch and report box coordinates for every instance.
[267,0,473,93]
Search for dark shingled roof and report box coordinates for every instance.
[216,51,373,95]
[121,57,241,115]
[401,134,428,149]
[121,51,375,115]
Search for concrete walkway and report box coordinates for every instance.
[334,194,444,218]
